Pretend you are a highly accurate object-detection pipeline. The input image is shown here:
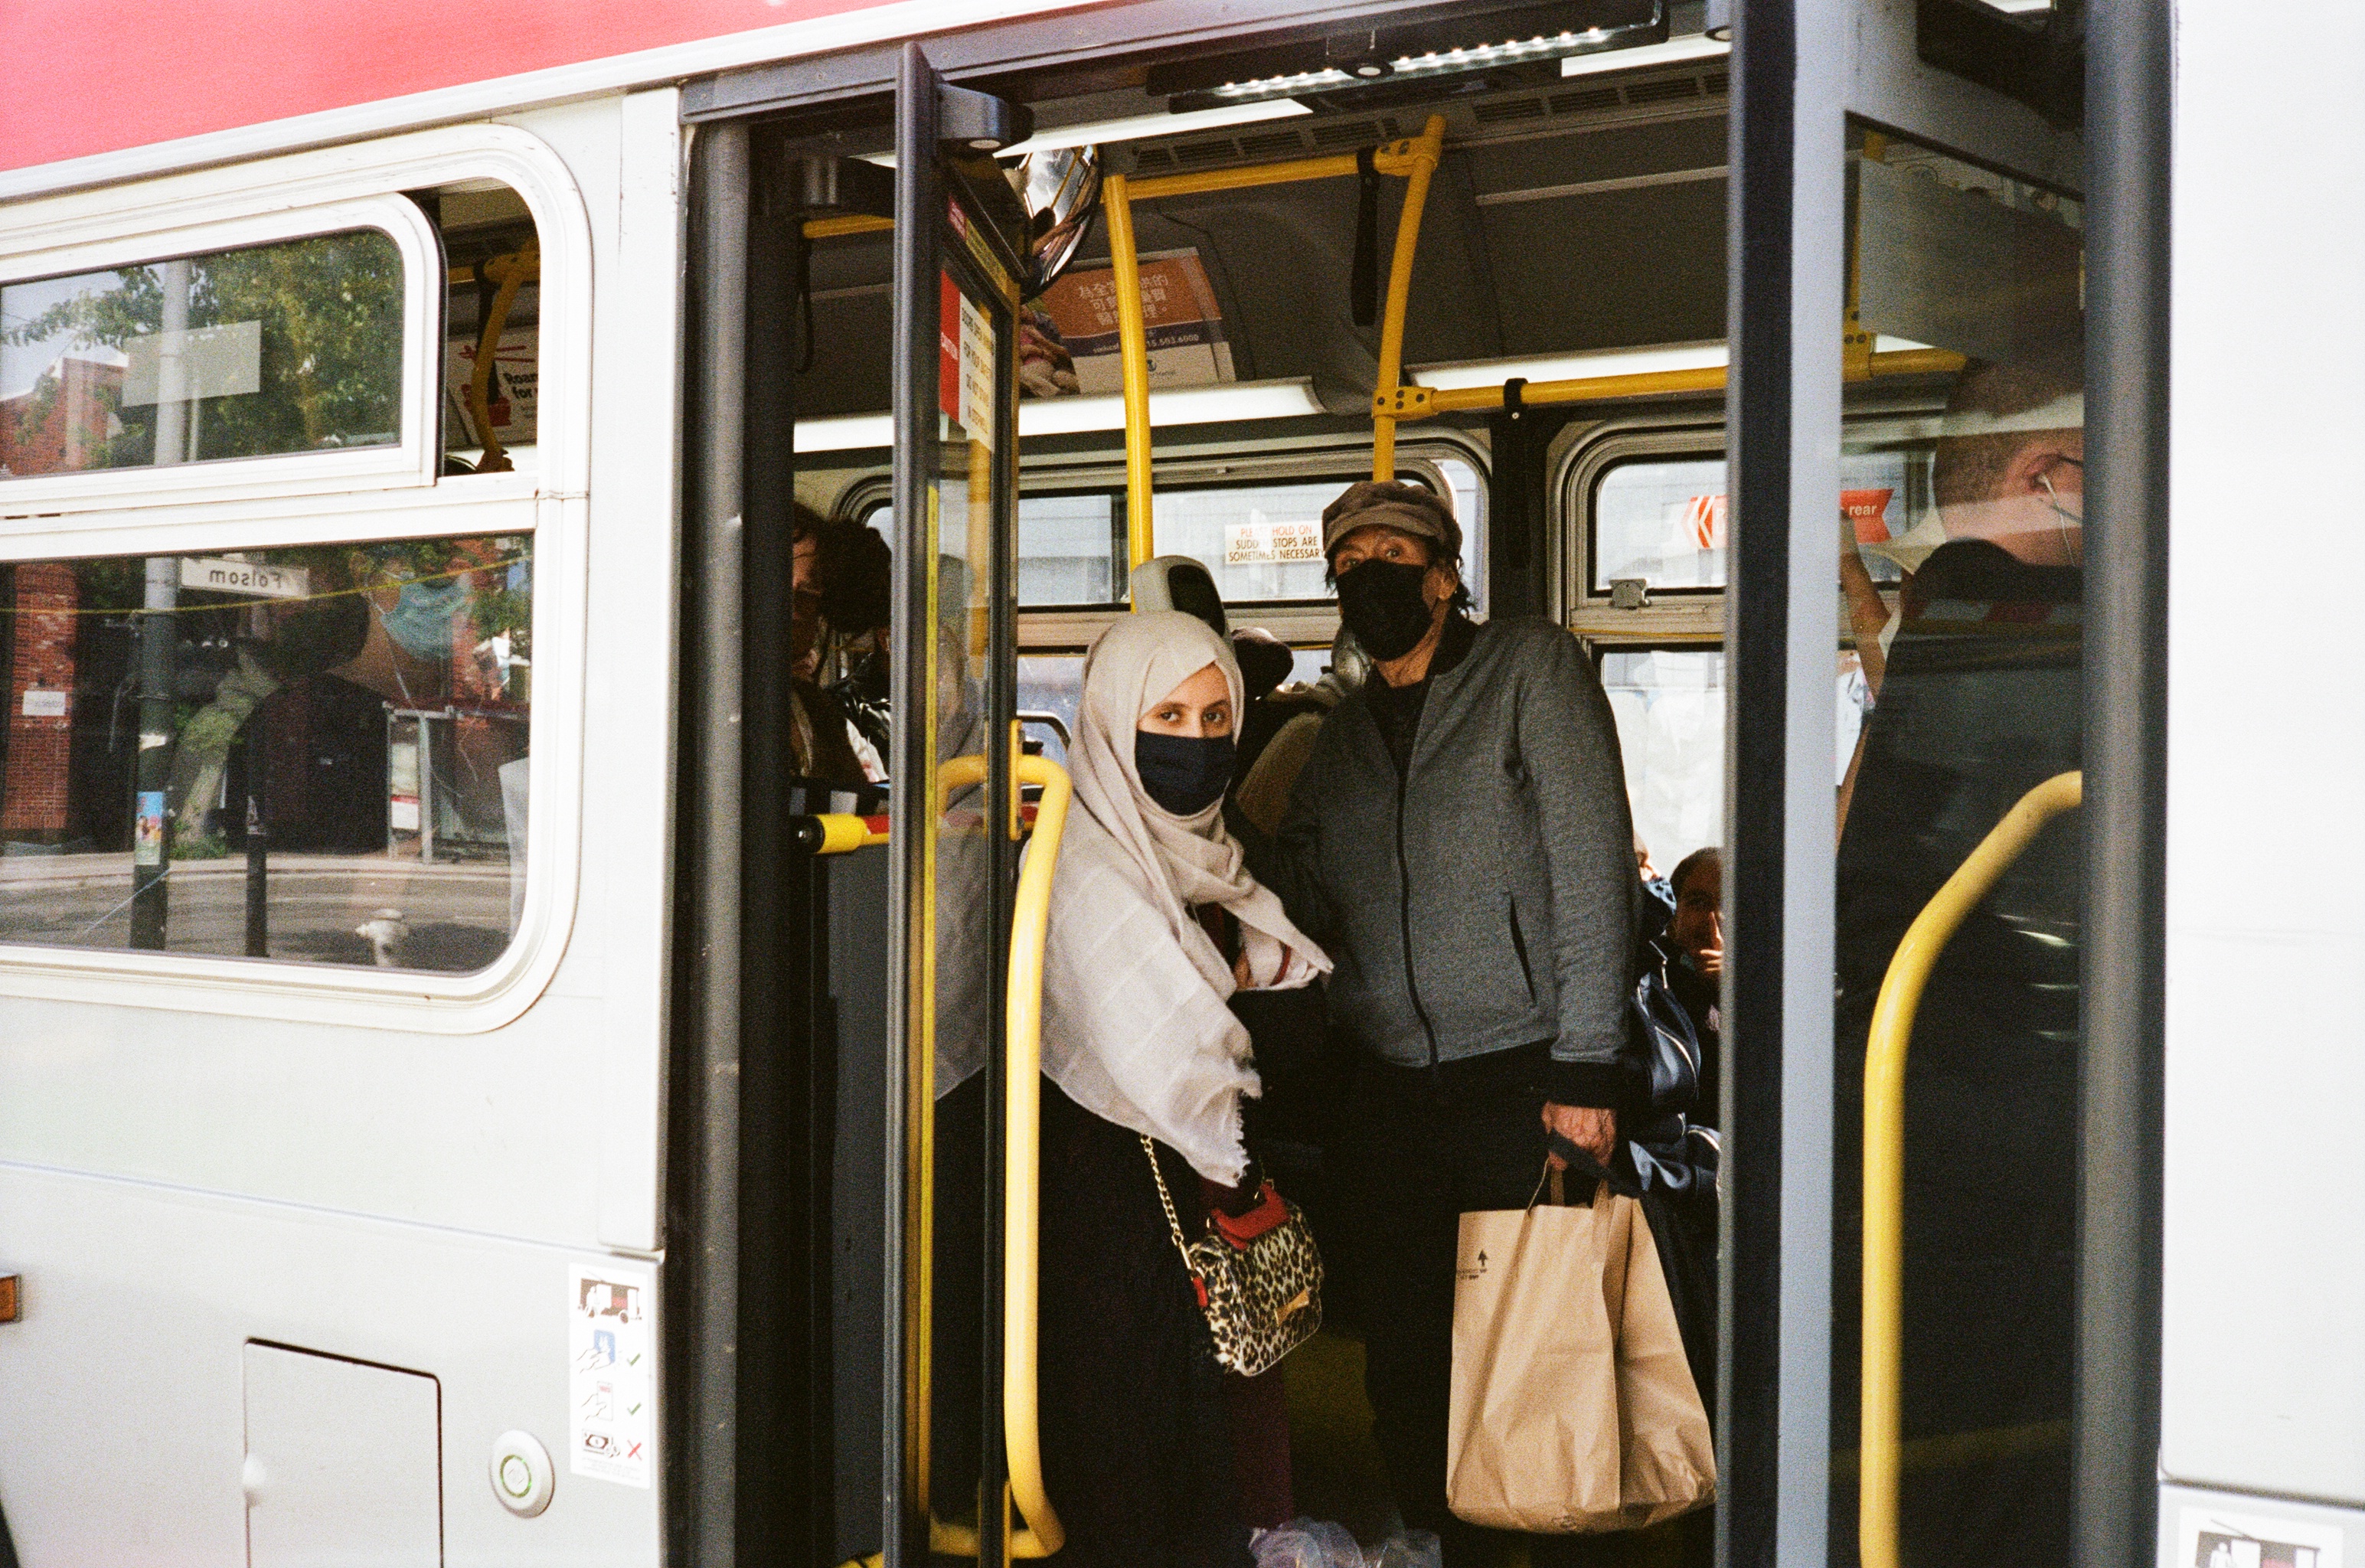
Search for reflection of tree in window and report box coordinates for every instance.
[0,231,403,471]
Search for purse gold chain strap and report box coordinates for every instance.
[1141,1134,1198,1266]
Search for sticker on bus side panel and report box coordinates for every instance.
[2177,1503,2343,1568]
[568,1260,654,1488]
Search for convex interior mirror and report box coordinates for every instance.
[1008,145,1100,301]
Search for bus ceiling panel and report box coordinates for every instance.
[789,107,1731,423]
[1464,113,1726,196]
[1477,180,1726,355]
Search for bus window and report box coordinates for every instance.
[436,185,541,475]
[0,231,404,479]
[1589,447,1920,599]
[1593,456,1731,593]
[854,451,1486,612]
[1602,648,1725,873]
[1018,492,1121,606]
[0,531,531,973]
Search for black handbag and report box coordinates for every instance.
[1628,932,1705,1116]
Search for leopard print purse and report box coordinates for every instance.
[1142,1135,1323,1377]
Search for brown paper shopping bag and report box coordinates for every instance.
[1446,1169,1716,1533]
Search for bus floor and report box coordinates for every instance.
[1286,1325,2069,1568]
[1284,1327,1700,1568]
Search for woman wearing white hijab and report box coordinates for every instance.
[1037,610,1329,1568]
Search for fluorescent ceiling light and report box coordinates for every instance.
[1560,34,1729,77]
[795,378,1325,452]
[1003,100,1312,158]
[862,100,1314,170]
[1412,342,1726,390]
[1383,26,1636,86]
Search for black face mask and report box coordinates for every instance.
[1334,557,1437,662]
[1135,730,1236,816]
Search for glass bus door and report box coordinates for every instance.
[883,45,1028,1568]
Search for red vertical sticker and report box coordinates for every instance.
[939,272,962,423]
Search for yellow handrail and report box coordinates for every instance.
[464,244,538,474]
[800,139,1448,241]
[1102,172,1157,583]
[1859,769,2082,1568]
[1001,752,1072,1557]
[1368,116,1448,479]
[804,812,891,854]
[904,750,1070,1560]
[1377,347,1966,424]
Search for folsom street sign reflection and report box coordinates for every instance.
[179,557,309,598]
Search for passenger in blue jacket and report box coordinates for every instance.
[1239,479,1638,1566]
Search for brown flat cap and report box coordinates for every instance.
[1321,479,1463,561]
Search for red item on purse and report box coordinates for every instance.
[1210,1181,1291,1248]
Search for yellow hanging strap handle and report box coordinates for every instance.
[1859,769,2082,1568]
[465,243,538,475]
[1102,173,1157,585]
[1002,752,1071,1557]
[1369,115,1447,480]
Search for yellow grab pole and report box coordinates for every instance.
[1859,769,2082,1568]
[465,244,537,474]
[1370,116,1447,480]
[1003,753,1072,1557]
[1102,173,1157,584]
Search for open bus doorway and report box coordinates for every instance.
[674,5,2102,1566]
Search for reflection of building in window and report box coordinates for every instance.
[2,564,80,832]
[0,354,123,476]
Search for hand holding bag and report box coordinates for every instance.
[1446,1157,1716,1533]
[1143,1135,1323,1377]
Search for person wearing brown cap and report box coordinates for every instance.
[1236,479,1639,1566]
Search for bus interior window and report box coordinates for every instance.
[431,181,541,475]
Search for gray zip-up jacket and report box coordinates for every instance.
[1245,616,1637,1108]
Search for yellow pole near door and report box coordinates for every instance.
[1370,116,1446,480]
[1859,769,2082,1568]
[1102,173,1157,587]
[1001,753,1073,1557]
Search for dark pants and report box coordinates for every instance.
[1038,1083,1253,1568]
[1338,1044,1700,1568]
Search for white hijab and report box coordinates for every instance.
[1037,612,1331,1182]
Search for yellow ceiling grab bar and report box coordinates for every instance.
[1859,769,2082,1568]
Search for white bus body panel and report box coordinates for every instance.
[2164,0,2365,1530]
[0,91,679,1563]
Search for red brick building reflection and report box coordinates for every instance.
[0,355,122,477]
[2,565,79,837]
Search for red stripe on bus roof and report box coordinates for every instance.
[1,0,892,174]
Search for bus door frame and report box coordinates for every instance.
[1721,4,2171,1565]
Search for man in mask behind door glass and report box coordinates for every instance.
[1237,479,1641,1566]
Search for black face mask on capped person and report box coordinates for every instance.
[1334,557,1438,662]
[1134,730,1237,816]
